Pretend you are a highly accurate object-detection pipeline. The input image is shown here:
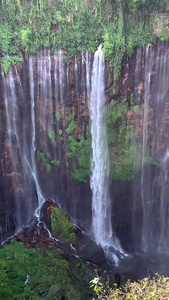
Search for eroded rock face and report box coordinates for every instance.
[0,42,169,253]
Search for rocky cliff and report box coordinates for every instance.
[0,41,169,254]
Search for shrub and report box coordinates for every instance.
[90,275,169,299]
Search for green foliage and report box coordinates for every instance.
[126,24,155,57]
[160,28,169,41]
[66,120,76,135]
[65,111,76,135]
[107,98,128,126]
[107,98,154,181]
[37,150,60,174]
[21,28,31,54]
[0,24,12,54]
[65,112,75,122]
[0,0,166,80]
[132,105,139,112]
[37,150,47,163]
[51,207,76,243]
[0,238,92,299]
[46,163,53,174]
[103,11,125,80]
[51,159,60,166]
[47,127,56,146]
[1,55,23,74]
[68,135,91,182]
[59,129,63,136]
[130,93,134,106]
[55,111,61,121]
[72,168,91,183]
[91,275,169,299]
[64,110,91,182]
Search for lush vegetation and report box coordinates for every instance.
[91,274,169,299]
[0,0,168,78]
[107,97,155,180]
[50,206,76,243]
[0,238,94,299]
[37,110,91,182]
[66,111,91,182]
[37,150,60,174]
[1,55,23,73]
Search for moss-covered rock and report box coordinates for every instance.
[50,206,76,244]
[107,97,155,181]
[107,98,141,181]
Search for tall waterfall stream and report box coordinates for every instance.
[90,45,124,264]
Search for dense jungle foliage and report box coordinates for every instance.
[0,0,168,78]
[0,238,94,299]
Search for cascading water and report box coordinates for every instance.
[29,55,45,217]
[132,42,169,254]
[90,45,124,263]
[1,68,22,229]
[1,49,92,240]
[85,51,91,102]
[1,62,37,232]
[141,46,155,251]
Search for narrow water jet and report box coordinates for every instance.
[28,55,45,218]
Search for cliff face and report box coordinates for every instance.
[0,41,169,252]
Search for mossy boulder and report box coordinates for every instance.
[41,200,107,266]
[50,206,76,244]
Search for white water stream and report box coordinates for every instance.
[90,45,124,264]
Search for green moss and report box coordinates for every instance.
[55,111,61,121]
[72,168,91,183]
[107,98,128,127]
[37,150,60,174]
[68,135,91,182]
[66,120,76,135]
[47,127,56,146]
[160,28,169,41]
[130,93,134,106]
[51,207,76,243]
[107,98,154,181]
[59,129,63,136]
[64,110,91,182]
[51,160,60,166]
[109,123,142,181]
[132,105,139,112]
[65,112,75,122]
[37,150,47,164]
[45,163,53,174]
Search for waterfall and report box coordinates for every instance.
[85,51,91,102]
[1,68,22,229]
[1,63,37,231]
[136,42,169,253]
[90,45,123,263]
[29,55,45,218]
[141,46,155,251]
